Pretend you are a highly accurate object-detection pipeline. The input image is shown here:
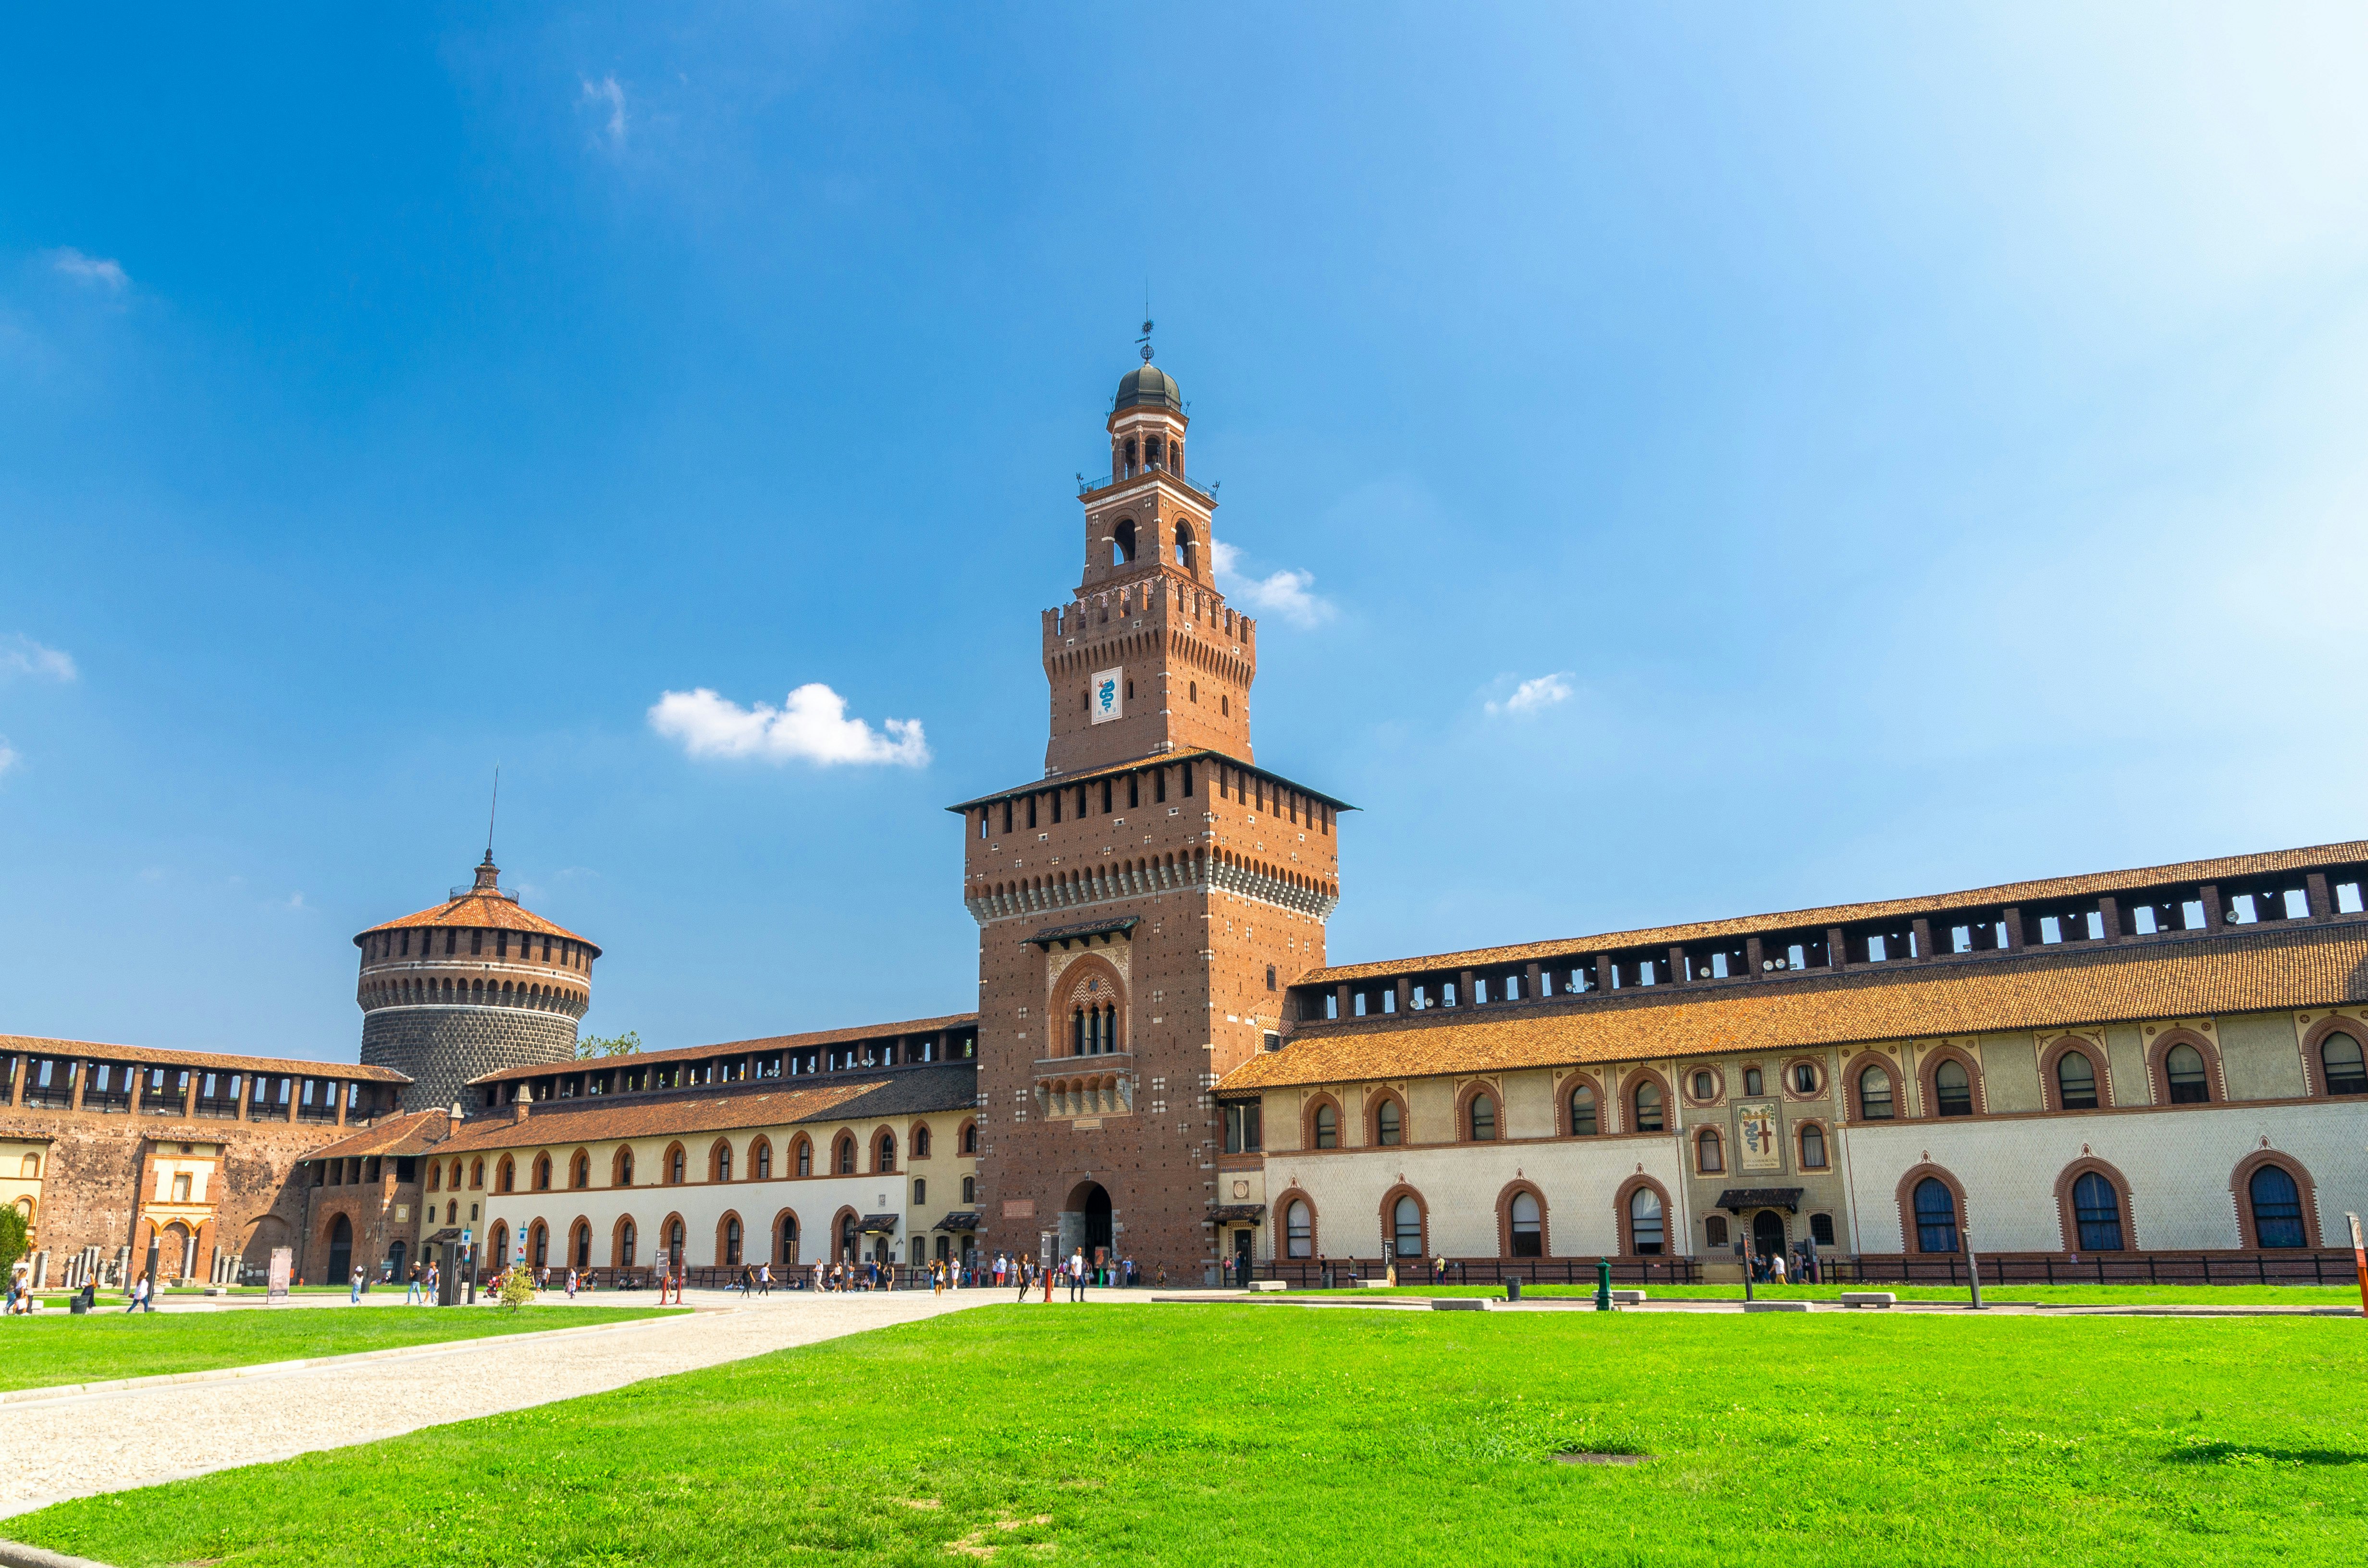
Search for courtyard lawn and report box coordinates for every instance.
[1281,1282,2367,1307]
[0,1304,677,1393]
[12,1305,2368,1568]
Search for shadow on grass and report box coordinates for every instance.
[2168,1442,2368,1466]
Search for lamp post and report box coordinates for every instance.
[1963,1223,1986,1311]
[1594,1255,1612,1312]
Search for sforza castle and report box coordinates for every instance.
[8,351,2368,1291]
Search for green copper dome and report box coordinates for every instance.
[1115,362,1183,414]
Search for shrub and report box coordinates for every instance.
[0,1207,26,1278]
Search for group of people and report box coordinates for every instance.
[1749,1244,1821,1285]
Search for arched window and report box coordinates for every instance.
[617,1149,634,1186]
[780,1214,798,1263]
[1509,1192,1542,1258]
[724,1217,742,1266]
[531,1223,549,1267]
[428,1161,442,1191]
[795,1138,812,1177]
[1569,1085,1597,1136]
[1375,1099,1402,1146]
[913,1125,931,1159]
[619,1218,636,1267]
[837,1137,856,1175]
[1173,522,1197,574]
[1696,1128,1724,1173]
[1742,1067,1764,1096]
[1285,1200,1312,1258]
[573,1224,591,1270]
[715,1144,733,1183]
[532,1154,552,1191]
[961,1122,978,1154]
[1690,1070,1714,1100]
[470,1158,483,1188]
[571,1154,588,1189]
[1628,1188,1665,1255]
[1913,1178,1959,1253]
[2072,1171,2123,1251]
[1392,1195,1422,1257]
[2249,1165,2307,1248]
[1314,1103,1338,1148]
[962,1175,975,1203]
[1468,1094,1496,1141]
[1933,1060,1973,1116]
[2165,1044,2210,1103]
[1799,1124,1827,1170]
[2322,1032,2368,1096]
[488,1221,508,1265]
[839,1213,858,1259]
[1633,1083,1664,1133]
[1112,518,1136,565]
[913,1177,927,1206]
[2056,1051,2099,1110]
[497,1157,515,1193]
[1858,1066,1894,1119]
[876,1132,896,1172]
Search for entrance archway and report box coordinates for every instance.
[1751,1210,1787,1259]
[326,1213,353,1284]
[387,1240,407,1281]
[1061,1181,1113,1262]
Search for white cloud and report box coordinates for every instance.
[1210,540,1334,628]
[45,248,127,290]
[0,740,16,777]
[0,635,75,682]
[581,75,628,149]
[1486,672,1574,717]
[649,684,930,768]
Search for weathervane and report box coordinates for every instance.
[1137,302,1153,364]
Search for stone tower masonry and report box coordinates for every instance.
[353,854,601,1115]
[957,350,1345,1283]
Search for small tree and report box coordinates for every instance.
[576,1029,642,1061]
[0,1207,27,1278]
[496,1262,537,1311]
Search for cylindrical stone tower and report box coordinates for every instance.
[353,854,601,1115]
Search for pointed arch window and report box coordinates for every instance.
[1695,1128,1724,1173]
[1173,522,1197,574]
[2072,1171,2123,1251]
[1285,1200,1312,1258]
[1375,1099,1402,1146]
[1391,1195,1422,1257]
[1913,1177,1960,1253]
[1313,1103,1339,1149]
[1628,1188,1665,1255]
[1509,1191,1542,1257]
[1468,1094,1496,1141]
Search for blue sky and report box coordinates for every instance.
[6,6,2367,1064]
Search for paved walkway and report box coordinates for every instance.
[0,1288,999,1520]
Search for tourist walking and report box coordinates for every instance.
[1770,1250,1788,1286]
[758,1262,772,1297]
[348,1267,363,1305]
[404,1266,423,1305]
[425,1261,440,1303]
[1015,1259,1031,1302]
[1069,1249,1086,1302]
[126,1273,150,1313]
[566,1268,579,1299]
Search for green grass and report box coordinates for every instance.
[1284,1282,2367,1306]
[0,1304,677,1392]
[12,1305,2368,1567]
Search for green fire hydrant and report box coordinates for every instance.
[1595,1257,1612,1311]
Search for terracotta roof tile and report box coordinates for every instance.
[431,1065,977,1153]
[355,891,598,951]
[1223,923,2368,1091]
[0,1035,410,1083]
[1305,840,2368,983]
[297,1110,455,1162]
[466,1013,980,1086]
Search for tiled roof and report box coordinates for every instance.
[1304,841,2368,984]
[0,1035,410,1083]
[466,1014,980,1086]
[354,891,598,951]
[945,747,1355,813]
[1221,923,2368,1091]
[431,1064,978,1154]
[296,1110,455,1162]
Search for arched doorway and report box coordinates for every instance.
[1061,1181,1113,1263]
[163,1222,193,1280]
[1751,1210,1786,1260]
[386,1239,407,1281]
[326,1213,353,1285]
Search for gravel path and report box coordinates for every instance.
[0,1288,997,1520]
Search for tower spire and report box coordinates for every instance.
[484,767,500,861]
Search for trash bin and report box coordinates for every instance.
[1506,1277,1522,1303]
[69,1295,88,1315]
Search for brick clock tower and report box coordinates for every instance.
[954,343,1344,1283]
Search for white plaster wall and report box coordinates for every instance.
[1260,1135,1686,1261]
[1840,1100,2368,1253]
